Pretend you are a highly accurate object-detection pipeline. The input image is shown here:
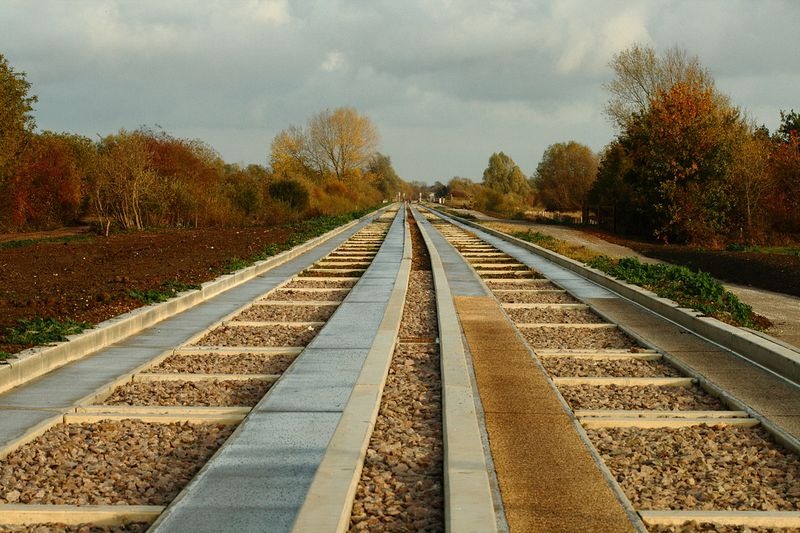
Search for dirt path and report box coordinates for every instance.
[482,221,800,351]
[0,226,92,244]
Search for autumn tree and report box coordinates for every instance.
[767,110,800,233]
[622,82,742,243]
[588,141,634,231]
[604,45,714,130]
[0,54,38,227]
[533,141,598,213]
[482,152,530,196]
[367,152,403,198]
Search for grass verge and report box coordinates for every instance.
[512,230,763,329]
[128,280,203,304]
[4,317,91,347]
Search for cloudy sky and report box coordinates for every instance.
[2,0,798,183]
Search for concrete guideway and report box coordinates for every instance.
[413,207,639,532]
[151,209,408,532]
[422,206,800,531]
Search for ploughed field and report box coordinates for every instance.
[0,226,294,354]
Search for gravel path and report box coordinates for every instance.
[103,379,271,407]
[263,289,347,301]
[350,213,443,532]
[233,304,336,322]
[0,524,150,532]
[194,324,320,346]
[496,291,579,304]
[559,384,725,410]
[0,420,233,505]
[522,326,638,349]
[506,307,603,323]
[146,352,296,375]
[588,426,800,511]
[542,357,683,377]
[283,279,357,289]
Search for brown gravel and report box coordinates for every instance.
[233,304,336,322]
[522,326,638,349]
[313,262,372,269]
[479,270,542,279]
[264,288,348,301]
[0,420,233,505]
[0,523,150,532]
[560,384,725,410]
[194,324,320,346]
[399,272,437,340]
[299,269,365,277]
[103,379,272,407]
[484,279,561,290]
[146,352,297,374]
[542,357,683,377]
[282,278,358,289]
[349,210,443,532]
[506,307,604,323]
[495,290,580,304]
[587,426,800,511]
[648,523,800,532]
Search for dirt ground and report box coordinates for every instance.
[0,226,293,354]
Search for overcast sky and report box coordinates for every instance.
[2,0,798,183]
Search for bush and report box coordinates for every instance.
[269,179,309,211]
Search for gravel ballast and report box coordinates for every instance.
[146,352,297,375]
[103,379,272,407]
[542,357,683,377]
[0,523,150,533]
[496,291,580,304]
[588,426,800,511]
[559,384,725,411]
[485,279,559,290]
[263,289,348,301]
[0,420,233,505]
[506,307,604,324]
[233,304,336,322]
[522,326,638,349]
[194,324,320,346]
[399,271,437,340]
[283,279,357,289]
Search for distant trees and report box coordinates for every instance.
[533,142,598,212]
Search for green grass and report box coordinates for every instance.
[508,230,761,329]
[128,280,201,304]
[725,243,800,257]
[0,350,13,361]
[587,256,758,328]
[4,317,90,346]
[0,234,93,250]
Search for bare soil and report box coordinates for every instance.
[0,226,294,353]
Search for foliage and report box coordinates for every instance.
[604,44,714,130]
[4,317,90,345]
[586,256,758,328]
[127,280,201,304]
[368,152,403,199]
[482,152,531,196]
[533,141,598,212]
[269,178,310,211]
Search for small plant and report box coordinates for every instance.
[0,351,13,361]
[128,280,201,304]
[219,257,250,275]
[4,317,90,345]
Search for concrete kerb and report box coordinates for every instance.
[0,205,393,396]
[290,209,411,533]
[410,208,499,533]
[435,209,800,386]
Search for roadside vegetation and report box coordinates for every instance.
[418,44,799,251]
[511,229,764,329]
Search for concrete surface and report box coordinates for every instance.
[152,209,407,533]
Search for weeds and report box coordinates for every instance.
[128,280,201,304]
[0,235,92,250]
[4,317,90,346]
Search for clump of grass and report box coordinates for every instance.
[510,230,761,329]
[587,256,758,328]
[128,280,201,304]
[4,317,90,345]
[0,351,13,361]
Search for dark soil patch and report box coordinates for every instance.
[580,228,800,298]
[0,226,292,354]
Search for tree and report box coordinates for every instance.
[728,127,772,240]
[534,141,598,212]
[588,141,634,232]
[604,44,714,130]
[367,152,403,198]
[622,82,742,243]
[482,152,530,196]
[767,111,800,233]
[307,107,378,180]
[0,53,38,224]
[775,109,800,143]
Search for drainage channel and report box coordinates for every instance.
[421,209,800,533]
[0,208,399,532]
